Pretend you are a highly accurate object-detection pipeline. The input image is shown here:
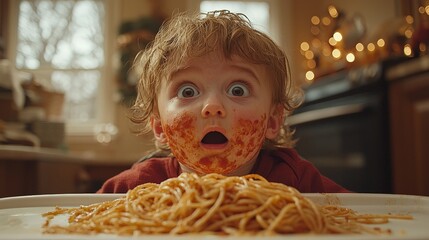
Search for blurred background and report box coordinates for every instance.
[0,0,428,197]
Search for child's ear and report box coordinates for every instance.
[265,104,284,140]
[151,115,167,144]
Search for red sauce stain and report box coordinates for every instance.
[163,112,198,169]
[199,157,212,166]
[219,158,228,168]
[230,114,267,160]
[162,112,267,174]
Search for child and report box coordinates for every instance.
[98,10,349,193]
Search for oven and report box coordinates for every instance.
[288,61,394,193]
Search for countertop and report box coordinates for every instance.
[386,55,429,81]
[0,145,138,166]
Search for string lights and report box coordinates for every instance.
[299,4,428,83]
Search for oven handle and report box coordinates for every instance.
[287,103,366,125]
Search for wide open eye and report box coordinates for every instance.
[178,84,199,98]
[227,82,250,97]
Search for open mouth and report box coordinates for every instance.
[201,131,228,145]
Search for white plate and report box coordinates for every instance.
[0,193,428,240]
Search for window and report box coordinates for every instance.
[201,1,269,34]
[9,0,117,136]
[195,0,280,43]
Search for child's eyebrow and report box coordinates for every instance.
[230,64,260,84]
[168,63,262,85]
[167,66,193,82]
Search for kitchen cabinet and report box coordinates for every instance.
[0,160,37,197]
[389,67,429,196]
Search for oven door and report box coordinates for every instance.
[288,91,391,193]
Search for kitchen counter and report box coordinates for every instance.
[1,145,87,162]
[0,145,138,165]
[386,55,429,81]
[0,145,139,197]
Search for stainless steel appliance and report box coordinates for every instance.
[288,61,398,193]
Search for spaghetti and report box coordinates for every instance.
[42,173,412,235]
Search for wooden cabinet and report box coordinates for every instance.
[0,160,38,197]
[0,160,130,198]
[389,72,429,196]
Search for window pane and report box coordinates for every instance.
[52,70,99,121]
[200,1,270,34]
[15,0,105,122]
[16,0,104,69]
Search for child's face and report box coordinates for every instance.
[153,51,282,174]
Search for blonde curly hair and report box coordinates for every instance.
[130,10,303,149]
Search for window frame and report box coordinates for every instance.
[7,0,120,140]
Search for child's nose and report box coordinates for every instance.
[201,95,226,118]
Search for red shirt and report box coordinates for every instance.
[97,148,350,193]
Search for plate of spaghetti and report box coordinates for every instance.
[0,173,428,239]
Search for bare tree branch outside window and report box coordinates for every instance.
[16,0,105,122]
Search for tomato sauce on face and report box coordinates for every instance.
[227,115,266,165]
[163,112,199,166]
[163,112,267,174]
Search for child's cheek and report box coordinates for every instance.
[162,112,200,165]
[229,114,267,161]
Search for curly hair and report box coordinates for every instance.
[130,10,303,149]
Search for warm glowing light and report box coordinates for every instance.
[377,39,385,47]
[311,16,320,25]
[307,59,316,69]
[405,29,413,38]
[419,43,427,53]
[367,43,376,52]
[346,53,355,62]
[419,5,429,15]
[328,37,337,46]
[328,5,339,18]
[405,15,414,24]
[304,50,314,59]
[332,49,341,58]
[300,42,310,51]
[356,43,364,52]
[305,70,315,81]
[404,44,412,56]
[322,17,331,26]
[97,134,112,144]
[333,32,343,42]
